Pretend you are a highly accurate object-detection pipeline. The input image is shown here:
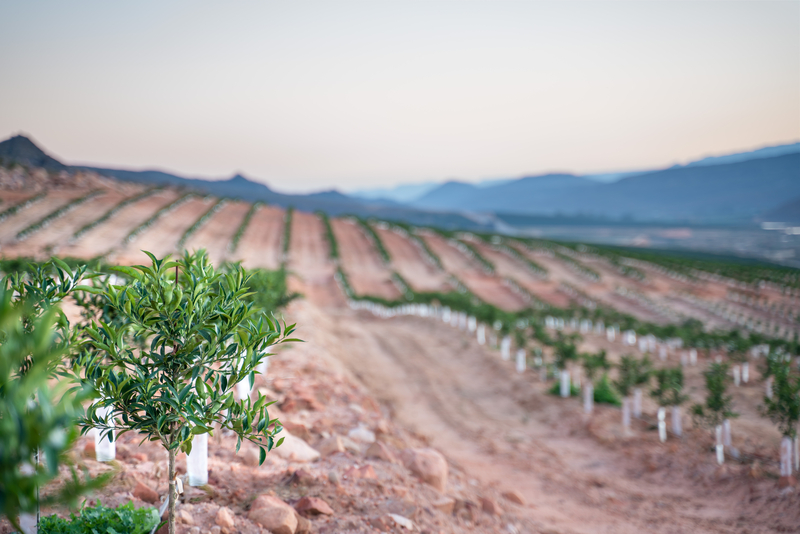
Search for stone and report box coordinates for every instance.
[248,495,298,534]
[501,490,526,506]
[273,430,321,463]
[341,436,362,454]
[294,495,334,516]
[288,468,316,485]
[431,496,455,514]
[283,422,313,442]
[344,464,377,480]
[366,441,397,463]
[317,435,346,456]
[295,512,311,534]
[133,479,159,504]
[176,509,194,525]
[328,470,340,485]
[401,448,448,491]
[209,527,221,534]
[241,448,260,467]
[348,426,376,444]
[778,475,797,488]
[188,528,200,534]
[388,513,416,530]
[83,439,95,458]
[215,507,235,529]
[480,497,503,516]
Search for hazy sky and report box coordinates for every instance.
[0,1,798,193]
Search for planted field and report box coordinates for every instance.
[0,190,87,245]
[331,218,400,301]
[232,205,285,270]
[375,225,450,292]
[287,210,344,307]
[113,196,216,264]
[181,200,250,266]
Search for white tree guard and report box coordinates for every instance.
[19,463,36,534]
[680,352,688,367]
[95,405,116,462]
[633,388,643,418]
[477,324,485,345]
[722,419,732,447]
[671,405,682,437]
[606,327,615,342]
[236,378,251,401]
[742,362,749,384]
[442,307,451,323]
[539,366,547,382]
[689,349,697,366]
[467,316,477,332]
[622,397,631,431]
[560,370,571,398]
[732,365,740,387]
[458,313,467,330]
[257,357,269,378]
[779,436,792,477]
[766,377,774,400]
[572,367,581,390]
[657,407,666,442]
[795,437,799,472]
[187,432,208,486]
[715,425,724,464]
[583,383,594,414]
[516,349,526,373]
[500,336,511,361]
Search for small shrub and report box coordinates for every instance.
[39,501,159,534]
[692,362,737,429]
[593,373,622,406]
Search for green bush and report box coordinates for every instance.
[593,373,622,406]
[548,381,580,397]
[39,502,159,534]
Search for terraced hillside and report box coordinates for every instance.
[3,170,800,533]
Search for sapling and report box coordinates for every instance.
[651,367,688,439]
[692,362,737,464]
[74,251,299,534]
[554,339,579,399]
[760,358,800,478]
[614,355,650,431]
[582,350,611,414]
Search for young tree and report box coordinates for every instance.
[614,355,651,429]
[581,350,610,413]
[75,251,299,534]
[651,367,688,438]
[0,286,102,530]
[761,358,800,478]
[692,362,737,430]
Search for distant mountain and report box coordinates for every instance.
[761,196,800,224]
[0,134,489,230]
[684,141,800,168]
[350,182,440,203]
[0,134,66,170]
[412,174,599,213]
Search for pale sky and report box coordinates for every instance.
[0,1,798,193]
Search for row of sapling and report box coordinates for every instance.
[1,251,300,534]
[760,356,800,482]
[651,367,688,441]
[691,362,738,464]
[613,355,652,432]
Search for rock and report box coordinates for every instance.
[341,435,362,454]
[480,497,503,516]
[387,513,416,530]
[131,453,148,463]
[348,426,376,443]
[778,475,797,488]
[328,470,340,485]
[369,515,391,530]
[248,495,298,534]
[133,479,159,504]
[366,441,397,463]
[295,512,311,534]
[215,507,235,529]
[401,448,448,491]
[209,527,221,534]
[294,496,334,516]
[188,528,200,534]
[501,490,526,506]
[280,384,321,412]
[344,464,377,480]
[431,496,455,514]
[241,448,260,467]
[288,468,316,485]
[283,422,313,442]
[317,435,346,457]
[273,430,321,463]
[83,440,95,458]
[176,509,194,525]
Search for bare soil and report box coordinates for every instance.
[287,211,344,308]
[376,226,450,293]
[232,205,285,270]
[0,189,88,247]
[331,218,400,301]
[182,201,250,267]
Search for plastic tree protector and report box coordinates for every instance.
[560,370,571,398]
[500,336,511,361]
[657,408,667,442]
[95,405,116,462]
[187,433,208,486]
[583,382,594,414]
[516,349,526,373]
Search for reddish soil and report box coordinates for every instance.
[232,205,285,271]
[376,226,450,293]
[0,189,88,247]
[331,219,400,301]
[56,189,182,260]
[422,232,527,311]
[287,211,344,308]
[113,196,216,265]
[182,201,251,267]
[2,190,130,259]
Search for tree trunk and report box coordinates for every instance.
[168,447,176,534]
